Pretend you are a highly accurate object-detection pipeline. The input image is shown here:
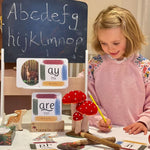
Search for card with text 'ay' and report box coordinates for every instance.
[32,92,62,122]
[16,58,68,89]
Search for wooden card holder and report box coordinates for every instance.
[31,120,64,132]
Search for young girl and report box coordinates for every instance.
[88,5,150,135]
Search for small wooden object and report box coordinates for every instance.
[6,109,27,131]
[31,120,64,132]
[71,137,116,146]
[57,137,116,150]
[80,132,121,150]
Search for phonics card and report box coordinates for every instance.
[117,140,148,150]
[16,58,68,89]
[32,92,62,122]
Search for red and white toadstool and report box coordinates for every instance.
[62,90,97,135]
[73,111,84,134]
[76,100,98,133]
[73,111,83,121]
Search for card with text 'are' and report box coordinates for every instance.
[32,92,62,122]
[16,58,68,89]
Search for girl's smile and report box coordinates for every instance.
[98,27,127,60]
[109,50,120,56]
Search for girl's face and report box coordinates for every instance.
[97,27,127,60]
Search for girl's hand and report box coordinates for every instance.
[123,122,147,135]
[98,118,112,132]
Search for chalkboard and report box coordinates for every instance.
[2,0,87,63]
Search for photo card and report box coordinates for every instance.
[16,58,68,89]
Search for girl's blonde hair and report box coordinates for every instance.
[92,5,146,57]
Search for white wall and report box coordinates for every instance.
[122,0,150,59]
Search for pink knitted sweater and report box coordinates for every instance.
[88,53,150,130]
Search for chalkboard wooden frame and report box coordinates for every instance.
[2,0,87,63]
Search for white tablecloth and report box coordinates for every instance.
[0,110,149,150]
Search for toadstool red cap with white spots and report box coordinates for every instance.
[76,100,98,115]
[62,90,86,104]
[73,111,83,121]
[62,93,71,104]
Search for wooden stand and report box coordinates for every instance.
[31,120,64,132]
[0,49,88,132]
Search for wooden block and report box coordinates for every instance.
[31,120,64,132]
[35,116,58,122]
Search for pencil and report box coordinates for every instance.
[88,91,111,129]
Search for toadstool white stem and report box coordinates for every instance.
[71,103,77,131]
[81,115,89,132]
[75,120,82,134]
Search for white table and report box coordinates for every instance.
[0,110,149,150]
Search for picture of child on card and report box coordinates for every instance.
[32,92,62,122]
[16,58,68,89]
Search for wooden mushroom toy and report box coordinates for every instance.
[62,90,86,135]
[73,111,83,134]
[62,90,98,136]
[76,100,98,133]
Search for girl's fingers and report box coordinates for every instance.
[99,126,111,132]
[123,123,148,135]
[99,119,112,132]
